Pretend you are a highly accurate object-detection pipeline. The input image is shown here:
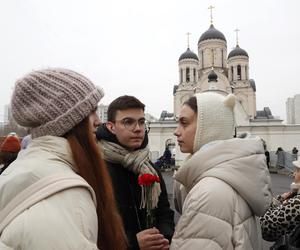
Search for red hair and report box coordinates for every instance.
[66,117,127,249]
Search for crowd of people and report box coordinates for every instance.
[0,68,299,250]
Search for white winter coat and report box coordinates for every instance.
[171,136,272,250]
[0,136,98,250]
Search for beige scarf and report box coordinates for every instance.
[100,140,161,209]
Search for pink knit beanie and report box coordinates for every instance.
[11,68,104,138]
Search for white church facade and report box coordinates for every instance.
[148,21,300,163]
[174,24,256,125]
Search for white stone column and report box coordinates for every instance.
[242,65,246,80]
[228,66,232,81]
[192,68,196,83]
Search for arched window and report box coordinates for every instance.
[221,49,224,68]
[231,66,234,81]
[193,68,196,82]
[180,69,183,83]
[237,65,241,80]
[186,67,190,82]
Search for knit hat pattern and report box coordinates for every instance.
[0,135,21,153]
[11,68,104,138]
[193,92,236,152]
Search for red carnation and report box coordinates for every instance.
[138,173,160,228]
[138,174,160,186]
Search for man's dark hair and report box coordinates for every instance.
[107,95,145,121]
[183,96,197,113]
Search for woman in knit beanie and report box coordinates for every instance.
[0,134,21,175]
[171,92,272,250]
[0,68,127,250]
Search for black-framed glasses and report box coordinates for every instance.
[115,117,149,132]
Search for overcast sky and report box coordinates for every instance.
[0,0,299,122]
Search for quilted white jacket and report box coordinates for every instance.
[0,136,98,250]
[171,136,272,250]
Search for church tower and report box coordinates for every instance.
[197,25,227,72]
[173,6,257,123]
[197,6,227,74]
[227,29,256,119]
[174,34,199,118]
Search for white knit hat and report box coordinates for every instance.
[193,92,236,152]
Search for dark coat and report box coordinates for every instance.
[96,124,175,250]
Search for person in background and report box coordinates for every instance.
[0,68,127,250]
[260,159,300,249]
[96,95,174,250]
[292,147,299,161]
[262,140,270,169]
[265,150,270,169]
[162,146,172,165]
[0,134,21,175]
[171,92,272,250]
[276,147,285,169]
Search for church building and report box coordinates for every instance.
[174,24,256,126]
[148,12,299,164]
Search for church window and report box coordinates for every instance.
[222,49,224,68]
[237,65,241,80]
[186,67,190,82]
[193,68,196,82]
[231,66,234,81]
[180,69,183,83]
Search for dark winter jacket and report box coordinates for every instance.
[96,124,175,250]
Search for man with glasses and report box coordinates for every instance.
[96,95,174,250]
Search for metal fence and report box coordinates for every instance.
[270,151,298,173]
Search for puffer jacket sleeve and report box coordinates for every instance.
[171,177,235,250]
[153,168,175,243]
[173,179,187,214]
[0,241,13,250]
[260,195,300,241]
[1,187,99,250]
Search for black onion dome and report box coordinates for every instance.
[198,24,226,43]
[228,45,249,59]
[208,69,218,82]
[179,48,199,61]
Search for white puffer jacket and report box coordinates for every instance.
[0,136,98,250]
[171,136,272,250]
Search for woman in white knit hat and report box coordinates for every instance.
[170,92,272,250]
[0,68,127,249]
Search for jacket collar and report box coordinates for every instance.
[22,136,76,171]
[174,136,272,216]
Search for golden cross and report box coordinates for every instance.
[208,5,215,24]
[234,28,240,46]
[186,32,191,48]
